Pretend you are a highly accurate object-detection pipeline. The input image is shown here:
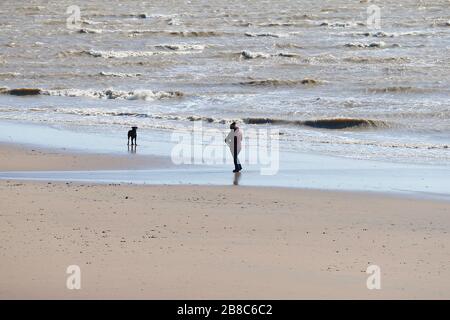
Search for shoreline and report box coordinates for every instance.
[1,140,449,201]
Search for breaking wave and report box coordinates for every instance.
[154,44,205,51]
[82,49,195,58]
[240,50,299,59]
[240,50,271,59]
[0,87,183,100]
[176,116,387,130]
[242,118,388,129]
[10,104,386,130]
[355,31,429,37]
[344,41,391,48]
[78,28,103,34]
[129,30,221,37]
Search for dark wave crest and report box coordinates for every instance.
[242,118,387,129]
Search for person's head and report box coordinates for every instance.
[230,122,237,130]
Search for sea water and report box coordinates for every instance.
[0,0,449,165]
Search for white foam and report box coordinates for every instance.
[154,44,205,51]
[83,49,192,58]
[42,88,183,100]
[240,50,271,59]
[344,41,387,48]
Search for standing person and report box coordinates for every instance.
[225,122,243,173]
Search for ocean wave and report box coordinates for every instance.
[434,20,450,27]
[238,78,320,86]
[344,41,392,48]
[43,89,183,100]
[302,54,338,64]
[257,22,297,27]
[24,108,216,123]
[240,50,299,59]
[53,109,154,118]
[240,50,271,59]
[129,30,221,37]
[166,30,220,37]
[78,28,103,34]
[154,44,205,51]
[14,107,383,130]
[356,31,428,38]
[367,86,432,94]
[0,87,183,100]
[87,13,155,19]
[244,32,287,38]
[0,88,41,95]
[242,118,387,129]
[276,52,299,57]
[98,72,142,78]
[83,50,158,58]
[81,19,102,26]
[343,56,410,63]
[0,107,20,112]
[0,72,20,78]
[82,49,195,58]
[275,43,304,49]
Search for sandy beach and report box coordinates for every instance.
[0,144,449,299]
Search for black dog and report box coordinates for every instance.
[127,126,138,145]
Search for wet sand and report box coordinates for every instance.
[0,145,449,299]
[0,143,170,171]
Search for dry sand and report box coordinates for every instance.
[0,145,449,299]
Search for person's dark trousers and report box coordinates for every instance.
[233,136,242,171]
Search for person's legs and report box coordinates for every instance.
[233,137,239,172]
[233,153,239,172]
[237,158,242,171]
[233,137,242,172]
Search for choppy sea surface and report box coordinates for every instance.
[0,0,449,165]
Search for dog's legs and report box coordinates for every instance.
[127,137,130,145]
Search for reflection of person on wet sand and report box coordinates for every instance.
[225,122,242,173]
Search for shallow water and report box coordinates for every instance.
[2,165,449,200]
[0,120,449,199]
[0,0,449,164]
